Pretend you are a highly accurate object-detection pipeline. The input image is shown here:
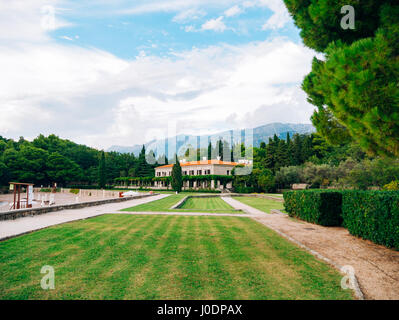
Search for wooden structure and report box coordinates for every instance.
[9,182,34,210]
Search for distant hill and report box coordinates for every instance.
[108,123,315,156]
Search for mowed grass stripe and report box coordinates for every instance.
[128,215,184,299]
[0,215,353,300]
[233,196,285,213]
[101,215,173,299]
[123,195,240,213]
[180,197,236,212]
[227,218,350,299]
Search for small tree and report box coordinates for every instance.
[98,151,106,189]
[171,156,183,193]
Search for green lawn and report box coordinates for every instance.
[0,215,352,300]
[233,197,286,213]
[123,195,239,213]
[180,197,237,212]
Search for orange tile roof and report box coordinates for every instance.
[156,160,238,169]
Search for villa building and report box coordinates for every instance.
[154,158,238,191]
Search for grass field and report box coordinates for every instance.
[180,197,237,212]
[233,197,285,213]
[0,215,352,300]
[123,195,239,213]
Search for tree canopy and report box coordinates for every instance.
[284,0,399,156]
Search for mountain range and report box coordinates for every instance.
[107,123,315,156]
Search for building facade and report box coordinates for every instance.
[154,159,238,191]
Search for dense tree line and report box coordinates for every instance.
[0,134,156,188]
[233,133,399,192]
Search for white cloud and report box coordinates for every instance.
[0,0,313,149]
[172,8,206,23]
[258,0,291,30]
[201,16,227,32]
[0,36,316,149]
[224,5,242,17]
[0,1,72,43]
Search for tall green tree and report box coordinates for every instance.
[285,0,399,157]
[171,156,183,192]
[98,151,106,188]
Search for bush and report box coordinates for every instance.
[283,190,343,226]
[341,191,399,249]
[383,181,399,191]
[69,189,80,195]
[234,186,255,194]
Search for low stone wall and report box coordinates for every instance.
[170,196,188,209]
[0,193,157,221]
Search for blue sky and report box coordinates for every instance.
[0,1,317,149]
[51,1,301,59]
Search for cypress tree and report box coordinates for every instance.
[207,142,212,160]
[171,155,183,192]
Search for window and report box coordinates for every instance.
[227,170,230,175]
[183,171,187,175]
[197,170,202,175]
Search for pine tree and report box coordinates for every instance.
[292,134,302,166]
[207,142,212,160]
[286,133,294,165]
[98,151,106,188]
[275,140,289,170]
[171,155,183,192]
[136,145,153,177]
[265,138,276,170]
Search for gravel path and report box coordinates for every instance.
[226,196,399,300]
[0,194,169,241]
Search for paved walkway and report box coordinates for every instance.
[0,194,169,241]
[221,196,268,215]
[225,196,399,300]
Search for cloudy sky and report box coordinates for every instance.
[0,0,318,149]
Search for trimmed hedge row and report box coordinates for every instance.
[341,191,399,249]
[284,190,399,249]
[283,190,342,226]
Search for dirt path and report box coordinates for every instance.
[236,205,399,300]
[225,196,399,300]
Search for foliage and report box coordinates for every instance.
[69,189,80,195]
[284,190,343,226]
[341,190,399,249]
[171,156,183,192]
[98,151,106,189]
[383,181,399,191]
[285,0,399,156]
[0,134,153,187]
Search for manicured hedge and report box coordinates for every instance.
[283,190,343,226]
[341,191,399,249]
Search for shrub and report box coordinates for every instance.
[234,186,255,194]
[283,190,343,226]
[383,181,399,191]
[69,189,79,195]
[341,191,399,249]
